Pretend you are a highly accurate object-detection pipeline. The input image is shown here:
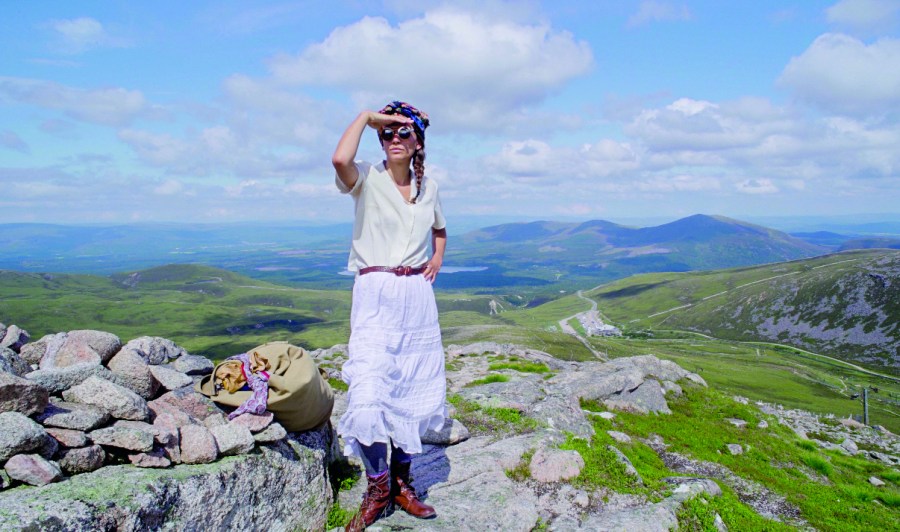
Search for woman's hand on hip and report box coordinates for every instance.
[424,257,442,283]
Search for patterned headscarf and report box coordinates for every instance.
[379,101,430,140]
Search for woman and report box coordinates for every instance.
[332,101,447,531]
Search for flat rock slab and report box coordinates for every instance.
[148,364,193,391]
[25,362,114,395]
[149,386,221,422]
[352,434,543,531]
[229,411,274,433]
[62,376,150,421]
[36,400,111,431]
[0,430,332,531]
[90,425,155,452]
[254,422,288,444]
[172,354,214,376]
[46,427,89,448]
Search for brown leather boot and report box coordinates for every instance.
[345,471,391,531]
[391,460,436,519]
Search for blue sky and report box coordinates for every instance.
[2,0,900,226]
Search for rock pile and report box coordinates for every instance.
[0,323,291,490]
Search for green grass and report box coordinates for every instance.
[465,374,510,387]
[448,394,540,437]
[800,454,833,478]
[327,377,348,392]
[796,440,818,451]
[603,386,900,531]
[488,361,551,373]
[326,459,361,528]
[559,432,656,495]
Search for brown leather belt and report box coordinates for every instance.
[359,265,426,276]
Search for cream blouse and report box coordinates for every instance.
[336,161,446,272]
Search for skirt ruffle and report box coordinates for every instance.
[338,272,447,458]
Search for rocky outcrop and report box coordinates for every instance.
[0,428,333,531]
[5,326,853,531]
[0,326,306,484]
[325,342,725,531]
[0,324,336,530]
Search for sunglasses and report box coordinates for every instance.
[380,126,413,142]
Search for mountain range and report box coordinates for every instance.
[1,214,890,292]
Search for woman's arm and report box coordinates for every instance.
[332,112,371,190]
[332,111,414,190]
[424,228,446,283]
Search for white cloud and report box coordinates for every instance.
[779,33,900,116]
[626,97,801,152]
[826,0,900,33]
[0,131,29,153]
[0,166,347,224]
[118,122,318,179]
[0,77,146,126]
[627,1,693,28]
[266,8,593,130]
[736,179,779,194]
[464,94,900,213]
[47,17,124,53]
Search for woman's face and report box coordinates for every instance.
[380,122,421,162]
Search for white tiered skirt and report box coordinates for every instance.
[338,272,447,459]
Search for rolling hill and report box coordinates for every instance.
[586,249,900,374]
[451,214,827,288]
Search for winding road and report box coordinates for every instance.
[557,290,608,361]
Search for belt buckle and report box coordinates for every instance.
[396,266,411,276]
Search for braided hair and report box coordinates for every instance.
[379,101,429,204]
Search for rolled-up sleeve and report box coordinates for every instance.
[432,192,446,230]
[335,161,368,196]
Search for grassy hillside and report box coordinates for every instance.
[585,250,900,374]
[0,265,353,359]
[3,261,898,432]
